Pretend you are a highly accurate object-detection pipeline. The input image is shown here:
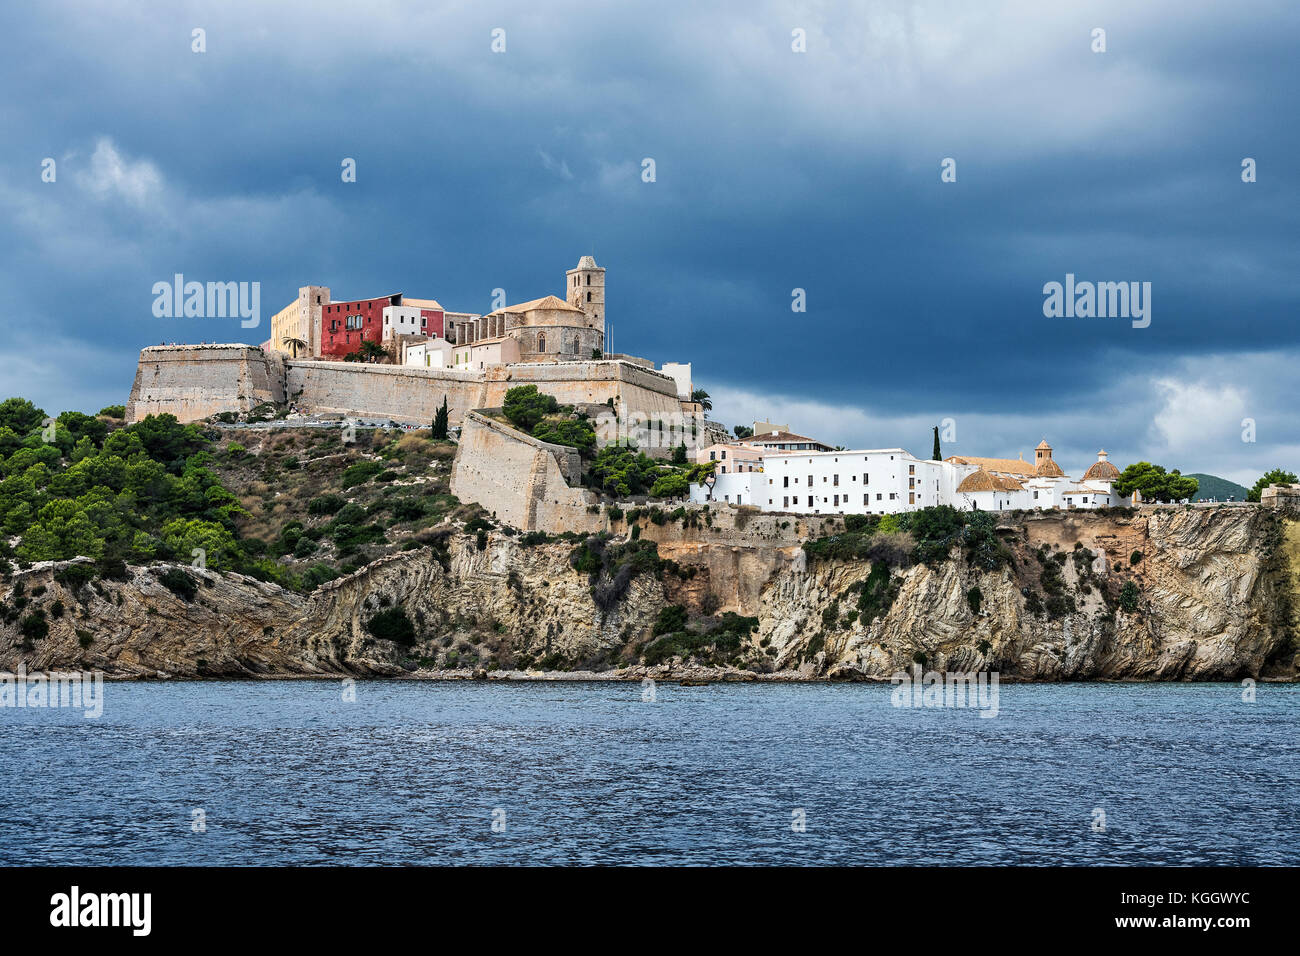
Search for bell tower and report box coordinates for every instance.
[565,255,605,339]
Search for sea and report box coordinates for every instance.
[1,680,1295,865]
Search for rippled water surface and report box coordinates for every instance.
[1,680,1296,865]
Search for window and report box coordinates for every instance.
[538,333,546,351]
[586,274,591,285]
[834,495,839,505]
[909,493,915,504]
[863,494,868,505]
[587,291,592,302]
[783,476,788,487]
[710,451,716,461]
[833,474,839,486]
[807,475,813,486]
[876,493,882,501]
[784,496,789,507]
[863,473,869,484]
[807,496,813,507]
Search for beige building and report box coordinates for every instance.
[453,336,522,370]
[697,442,764,474]
[269,286,329,358]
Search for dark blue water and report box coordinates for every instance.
[1,680,1295,865]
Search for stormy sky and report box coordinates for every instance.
[1,1,1296,485]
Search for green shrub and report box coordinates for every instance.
[19,611,48,641]
[365,606,416,645]
[652,604,688,635]
[966,586,982,614]
[308,494,346,516]
[341,461,384,488]
[1120,579,1140,612]
[1130,550,1143,565]
[158,568,198,601]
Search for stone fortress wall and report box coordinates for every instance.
[127,345,287,422]
[125,345,684,427]
[450,411,600,533]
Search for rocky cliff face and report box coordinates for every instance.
[2,506,1295,680]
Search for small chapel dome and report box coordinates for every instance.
[1083,449,1122,481]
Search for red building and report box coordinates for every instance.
[319,293,449,359]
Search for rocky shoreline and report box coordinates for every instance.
[3,505,1298,682]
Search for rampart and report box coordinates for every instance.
[450,411,602,533]
[126,345,286,423]
[126,345,685,429]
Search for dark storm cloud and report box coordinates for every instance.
[0,0,1296,481]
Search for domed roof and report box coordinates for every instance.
[957,470,998,493]
[1083,449,1121,481]
[1035,458,1065,478]
[957,470,1024,493]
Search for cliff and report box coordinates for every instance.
[2,506,1296,681]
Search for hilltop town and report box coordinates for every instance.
[2,253,1298,682]
[124,254,1251,532]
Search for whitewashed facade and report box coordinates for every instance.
[689,443,1121,516]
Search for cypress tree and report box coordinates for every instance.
[431,395,449,440]
[932,425,941,461]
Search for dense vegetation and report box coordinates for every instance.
[0,396,471,591]
[801,506,1012,571]
[500,385,708,500]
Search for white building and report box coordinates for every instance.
[688,471,760,506]
[382,302,442,341]
[403,337,453,369]
[688,440,1121,516]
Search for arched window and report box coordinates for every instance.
[537,332,546,352]
[587,291,592,302]
[586,274,591,285]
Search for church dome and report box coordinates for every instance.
[957,470,997,493]
[1083,449,1121,481]
[1036,458,1065,477]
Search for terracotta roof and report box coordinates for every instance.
[401,297,444,310]
[746,431,827,446]
[957,470,1023,493]
[1036,458,1065,477]
[947,455,1037,477]
[1083,458,1121,481]
[490,294,584,315]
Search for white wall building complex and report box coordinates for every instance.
[690,439,1123,515]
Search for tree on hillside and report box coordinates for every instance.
[733,425,753,440]
[932,425,941,461]
[691,388,712,412]
[1113,462,1199,503]
[1247,468,1299,502]
[502,384,559,432]
[0,397,46,436]
[431,395,449,440]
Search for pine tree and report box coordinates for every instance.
[431,395,449,440]
[932,425,941,461]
